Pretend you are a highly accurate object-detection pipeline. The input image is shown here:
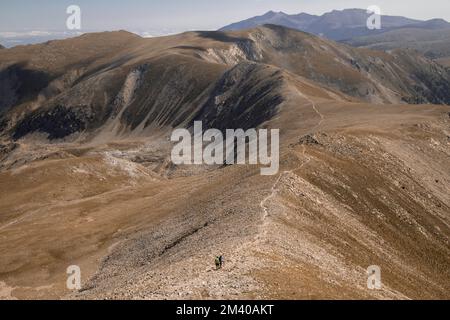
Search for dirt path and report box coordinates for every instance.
[258,88,324,238]
[146,90,329,299]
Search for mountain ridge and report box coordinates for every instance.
[220,9,450,64]
[1,25,450,142]
[220,8,435,40]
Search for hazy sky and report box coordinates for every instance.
[1,0,449,32]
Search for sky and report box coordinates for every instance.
[0,0,449,34]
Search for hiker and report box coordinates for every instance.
[219,255,224,268]
[215,256,221,270]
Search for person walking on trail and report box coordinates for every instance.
[215,256,221,270]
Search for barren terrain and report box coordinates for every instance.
[0,25,449,300]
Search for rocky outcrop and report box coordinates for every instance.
[196,62,284,131]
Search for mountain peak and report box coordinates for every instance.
[262,10,287,17]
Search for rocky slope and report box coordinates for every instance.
[1,87,448,300]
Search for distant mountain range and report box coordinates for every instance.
[343,20,450,60]
[220,9,450,40]
[220,9,450,63]
[0,29,182,48]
